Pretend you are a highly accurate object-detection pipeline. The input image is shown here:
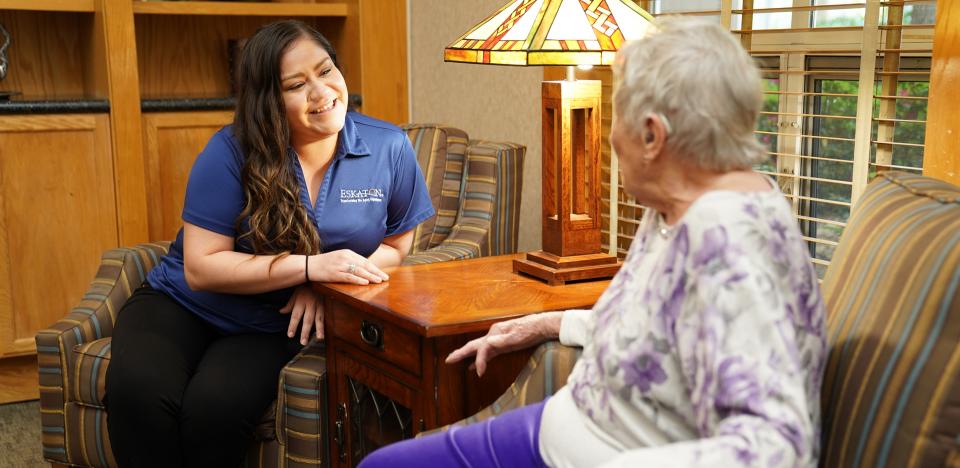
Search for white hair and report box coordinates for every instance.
[613,16,766,172]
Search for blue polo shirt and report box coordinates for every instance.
[147,112,435,334]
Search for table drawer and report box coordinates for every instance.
[329,302,422,376]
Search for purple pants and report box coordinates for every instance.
[357,400,549,468]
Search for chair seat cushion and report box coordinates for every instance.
[72,338,113,407]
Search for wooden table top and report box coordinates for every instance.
[314,254,610,337]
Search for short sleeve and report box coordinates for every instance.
[385,137,435,237]
[181,128,246,237]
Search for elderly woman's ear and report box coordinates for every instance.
[640,112,669,160]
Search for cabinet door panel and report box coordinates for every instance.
[332,350,423,467]
[0,114,117,357]
[142,111,233,241]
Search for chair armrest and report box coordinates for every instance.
[401,221,486,264]
[35,242,169,463]
[420,341,580,437]
[276,340,329,466]
[403,140,525,265]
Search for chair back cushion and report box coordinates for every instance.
[402,124,469,252]
[462,140,525,256]
[820,172,960,467]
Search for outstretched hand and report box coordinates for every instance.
[445,312,563,377]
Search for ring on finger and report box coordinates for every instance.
[347,263,357,274]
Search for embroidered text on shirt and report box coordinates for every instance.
[340,188,385,203]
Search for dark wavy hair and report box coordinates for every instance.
[233,20,339,258]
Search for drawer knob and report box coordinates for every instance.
[360,320,383,349]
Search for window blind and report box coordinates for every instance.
[600,0,935,277]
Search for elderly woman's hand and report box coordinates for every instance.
[445,312,564,377]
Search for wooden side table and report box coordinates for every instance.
[314,254,609,467]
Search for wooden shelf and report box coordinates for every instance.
[0,0,94,12]
[131,1,348,16]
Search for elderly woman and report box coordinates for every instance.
[359,16,826,468]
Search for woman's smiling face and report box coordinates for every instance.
[280,36,348,144]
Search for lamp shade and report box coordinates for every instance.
[444,0,654,66]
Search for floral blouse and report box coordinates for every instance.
[559,187,826,467]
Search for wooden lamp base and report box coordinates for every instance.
[513,251,621,286]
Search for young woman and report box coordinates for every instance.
[105,20,434,467]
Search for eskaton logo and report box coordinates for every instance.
[340,188,385,203]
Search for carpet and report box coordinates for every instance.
[0,400,44,467]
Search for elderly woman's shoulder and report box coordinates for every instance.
[680,189,801,248]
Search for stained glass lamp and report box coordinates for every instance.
[445,0,654,285]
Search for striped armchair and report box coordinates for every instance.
[36,243,329,468]
[402,124,525,264]
[432,172,960,468]
[35,125,524,468]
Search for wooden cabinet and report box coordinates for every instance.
[142,111,233,241]
[0,115,117,358]
[317,255,609,467]
[0,0,409,403]
[330,348,425,465]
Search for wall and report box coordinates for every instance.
[409,0,543,251]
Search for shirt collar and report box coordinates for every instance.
[336,112,372,159]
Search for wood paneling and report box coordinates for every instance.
[131,1,348,16]
[2,0,93,12]
[142,111,232,241]
[135,16,346,99]
[0,355,39,403]
[98,0,148,245]
[0,114,117,359]
[356,0,408,124]
[0,11,96,99]
[332,0,362,102]
[923,0,960,184]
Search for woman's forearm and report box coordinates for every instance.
[367,230,415,268]
[185,250,309,294]
[367,243,405,268]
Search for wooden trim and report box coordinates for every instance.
[131,1,349,17]
[0,114,97,131]
[0,0,93,12]
[923,0,960,184]
[97,0,149,245]
[850,0,881,207]
[721,0,733,30]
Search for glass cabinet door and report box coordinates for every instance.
[346,377,414,464]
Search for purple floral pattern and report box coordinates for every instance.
[565,188,826,467]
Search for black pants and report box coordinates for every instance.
[105,285,301,468]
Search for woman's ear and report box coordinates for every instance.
[641,113,668,159]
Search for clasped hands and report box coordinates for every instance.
[281,249,389,345]
[445,311,564,377]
